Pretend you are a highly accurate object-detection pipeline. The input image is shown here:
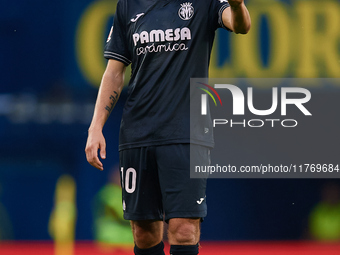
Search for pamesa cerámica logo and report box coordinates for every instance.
[197,82,312,128]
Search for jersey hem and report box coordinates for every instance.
[118,138,214,151]
[123,212,163,221]
[164,210,207,222]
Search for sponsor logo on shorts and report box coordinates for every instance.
[197,198,205,204]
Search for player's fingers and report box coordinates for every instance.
[92,157,104,171]
[89,156,103,170]
[100,140,106,160]
[85,144,103,171]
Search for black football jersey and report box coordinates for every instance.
[105,0,230,150]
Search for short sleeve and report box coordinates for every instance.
[209,0,231,31]
[104,0,132,66]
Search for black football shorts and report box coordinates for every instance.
[119,143,209,222]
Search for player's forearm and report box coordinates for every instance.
[88,69,125,132]
[229,2,251,34]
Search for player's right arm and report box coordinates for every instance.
[85,59,126,171]
[222,0,251,34]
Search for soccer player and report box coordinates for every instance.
[85,0,250,254]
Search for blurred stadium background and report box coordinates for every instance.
[1,0,340,254]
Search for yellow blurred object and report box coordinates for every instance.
[309,183,340,241]
[49,175,77,255]
[309,202,340,241]
[77,0,340,88]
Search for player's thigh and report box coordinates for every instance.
[155,144,210,221]
[119,147,163,221]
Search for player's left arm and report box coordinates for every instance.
[222,0,251,34]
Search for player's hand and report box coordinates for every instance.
[85,129,106,171]
[228,0,244,7]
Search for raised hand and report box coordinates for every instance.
[228,0,244,8]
